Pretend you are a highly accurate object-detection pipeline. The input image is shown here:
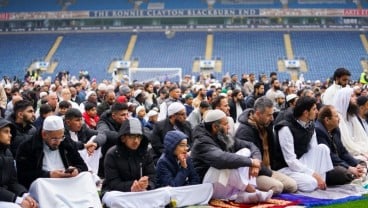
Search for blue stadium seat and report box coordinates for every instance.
[0,34,58,79]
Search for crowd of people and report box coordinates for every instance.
[0,67,368,207]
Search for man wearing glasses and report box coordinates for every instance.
[16,115,101,207]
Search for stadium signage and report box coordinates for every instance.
[343,9,368,16]
[89,9,259,18]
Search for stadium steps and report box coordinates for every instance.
[361,60,368,72]
[124,34,138,61]
[26,35,63,74]
[284,33,294,60]
[360,34,368,53]
[299,59,308,72]
[45,36,63,62]
[205,33,213,60]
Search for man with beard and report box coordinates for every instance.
[191,109,273,203]
[274,96,333,192]
[235,97,297,195]
[36,92,58,118]
[332,87,368,161]
[322,68,351,105]
[245,82,265,109]
[315,105,366,185]
[211,95,236,137]
[97,91,116,116]
[357,95,368,135]
[8,100,37,157]
[16,116,100,207]
[265,79,282,106]
[151,102,192,163]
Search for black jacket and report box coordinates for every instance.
[151,118,192,163]
[64,123,106,150]
[228,98,246,123]
[315,120,359,168]
[0,145,27,203]
[102,134,155,194]
[273,113,315,170]
[7,116,37,157]
[235,109,274,176]
[191,124,262,180]
[97,110,121,155]
[15,131,88,189]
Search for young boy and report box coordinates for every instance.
[83,102,99,129]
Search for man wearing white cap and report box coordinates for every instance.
[151,102,192,163]
[16,115,101,207]
[191,109,273,203]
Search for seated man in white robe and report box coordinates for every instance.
[191,109,273,204]
[16,115,101,207]
[332,87,368,161]
[273,96,333,192]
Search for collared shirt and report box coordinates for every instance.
[42,143,65,171]
[278,125,317,175]
[69,130,78,142]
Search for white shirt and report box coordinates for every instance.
[278,122,316,175]
[42,143,65,171]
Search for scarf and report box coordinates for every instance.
[248,114,270,168]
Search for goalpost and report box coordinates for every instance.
[128,68,182,84]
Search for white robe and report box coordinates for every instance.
[29,172,101,208]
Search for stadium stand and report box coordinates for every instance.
[0,0,61,12]
[291,31,366,81]
[0,34,58,79]
[53,33,131,81]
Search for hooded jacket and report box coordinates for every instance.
[156,130,200,187]
[0,145,27,203]
[191,124,261,180]
[102,118,156,194]
[235,109,274,176]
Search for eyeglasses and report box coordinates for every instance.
[127,134,142,140]
[177,143,190,149]
[48,136,65,142]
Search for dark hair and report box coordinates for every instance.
[211,95,226,109]
[270,72,277,77]
[39,104,52,116]
[254,82,264,90]
[111,102,128,113]
[13,100,33,114]
[270,78,278,85]
[231,89,242,98]
[59,100,71,109]
[293,96,317,118]
[317,105,333,123]
[65,108,82,120]
[84,102,97,111]
[333,68,351,81]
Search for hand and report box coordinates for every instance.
[21,196,38,208]
[249,167,260,178]
[348,166,361,178]
[84,142,97,156]
[178,153,187,169]
[312,172,326,190]
[130,176,149,192]
[89,119,96,127]
[250,158,261,169]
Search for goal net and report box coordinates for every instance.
[128,68,182,84]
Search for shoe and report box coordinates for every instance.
[235,192,259,204]
[256,190,273,202]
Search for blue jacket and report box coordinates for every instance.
[156,130,200,187]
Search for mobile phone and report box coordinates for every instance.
[64,167,76,174]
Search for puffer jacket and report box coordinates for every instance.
[156,130,200,187]
[0,145,27,203]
